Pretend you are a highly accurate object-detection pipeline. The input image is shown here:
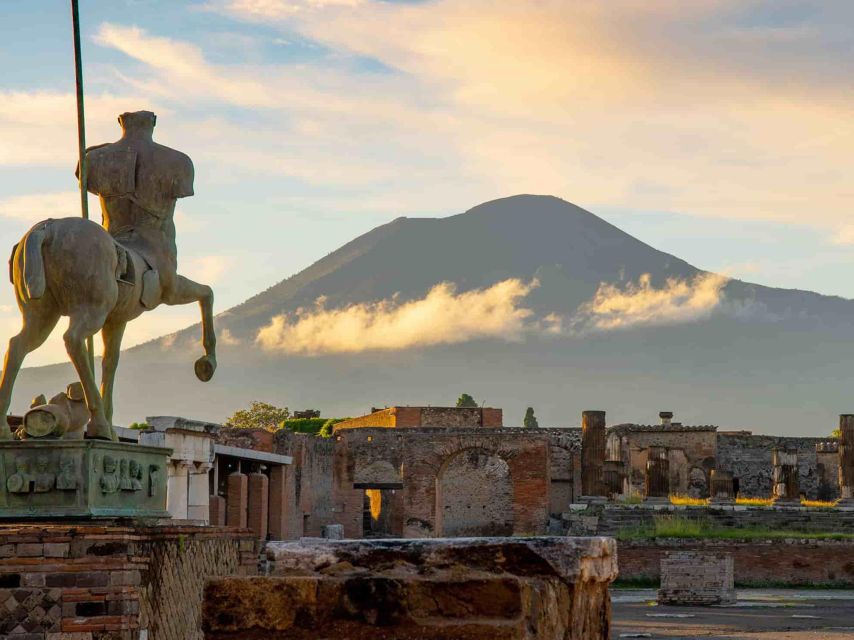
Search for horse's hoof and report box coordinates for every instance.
[86,420,113,441]
[194,355,217,382]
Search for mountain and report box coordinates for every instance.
[12,195,854,435]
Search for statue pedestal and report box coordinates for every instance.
[0,439,170,519]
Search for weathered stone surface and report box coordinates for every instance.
[709,469,735,504]
[772,448,799,505]
[658,551,735,605]
[644,446,669,502]
[839,415,854,504]
[581,411,606,498]
[205,537,617,639]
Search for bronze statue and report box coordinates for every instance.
[0,111,216,441]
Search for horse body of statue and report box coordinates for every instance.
[0,111,216,441]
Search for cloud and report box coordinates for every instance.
[218,328,241,346]
[93,24,276,108]
[572,272,729,333]
[256,279,538,355]
[183,255,237,284]
[0,191,80,222]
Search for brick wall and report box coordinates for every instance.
[215,428,275,452]
[618,538,854,586]
[333,407,504,431]
[0,524,257,640]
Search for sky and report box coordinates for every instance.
[0,0,853,366]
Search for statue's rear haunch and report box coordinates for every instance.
[0,112,216,441]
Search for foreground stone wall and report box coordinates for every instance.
[0,524,257,640]
[204,537,617,640]
[555,504,854,537]
[618,538,854,586]
[717,433,837,500]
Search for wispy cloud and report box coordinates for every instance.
[183,255,238,285]
[571,273,729,333]
[256,279,538,355]
[0,191,79,222]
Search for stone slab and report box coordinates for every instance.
[0,440,170,519]
[206,536,617,639]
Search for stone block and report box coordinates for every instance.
[204,537,617,639]
[658,551,735,606]
[320,524,343,540]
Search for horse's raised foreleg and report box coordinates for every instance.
[0,302,60,439]
[163,275,216,382]
[64,308,112,440]
[100,320,126,430]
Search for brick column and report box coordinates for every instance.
[709,470,734,505]
[268,465,296,540]
[581,410,606,501]
[227,472,248,528]
[644,447,670,503]
[247,472,269,540]
[772,448,800,506]
[209,495,226,526]
[839,415,854,506]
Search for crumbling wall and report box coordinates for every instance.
[275,432,336,536]
[717,434,838,500]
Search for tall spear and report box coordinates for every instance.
[71,0,96,373]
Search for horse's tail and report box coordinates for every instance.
[15,222,50,301]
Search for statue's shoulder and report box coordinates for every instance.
[150,142,194,198]
[83,140,135,197]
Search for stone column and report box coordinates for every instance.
[581,410,606,501]
[772,448,800,506]
[209,495,226,526]
[227,472,248,528]
[644,446,670,504]
[166,460,191,519]
[188,462,213,522]
[709,470,734,505]
[839,415,854,506]
[268,465,295,540]
[247,472,269,540]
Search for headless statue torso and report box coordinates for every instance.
[82,111,193,293]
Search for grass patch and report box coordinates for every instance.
[616,514,854,541]
[669,494,708,506]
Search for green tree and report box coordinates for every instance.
[456,393,478,408]
[319,418,348,438]
[523,407,539,428]
[225,401,289,431]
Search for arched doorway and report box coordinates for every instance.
[436,448,513,537]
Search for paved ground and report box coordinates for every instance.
[612,589,854,639]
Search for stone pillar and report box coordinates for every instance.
[227,472,248,528]
[268,465,296,540]
[709,470,734,505]
[839,415,854,506]
[188,462,213,522]
[602,460,625,498]
[644,446,670,503]
[247,472,269,540]
[772,448,800,506]
[166,460,190,519]
[209,495,226,526]
[581,410,606,501]
[659,411,673,427]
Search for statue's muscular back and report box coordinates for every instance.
[83,111,193,278]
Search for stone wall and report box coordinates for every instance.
[275,432,335,537]
[204,537,617,640]
[0,523,257,640]
[658,552,735,605]
[333,406,503,431]
[618,538,854,586]
[717,433,838,500]
[554,504,854,537]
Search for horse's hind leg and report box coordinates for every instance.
[163,275,216,382]
[64,307,112,440]
[100,319,126,428]
[0,300,60,439]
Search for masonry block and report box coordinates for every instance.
[226,472,248,529]
[247,473,269,540]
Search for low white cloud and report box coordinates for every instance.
[572,272,728,333]
[256,279,537,355]
[219,328,241,346]
[183,255,237,284]
[0,191,80,222]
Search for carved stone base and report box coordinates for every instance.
[0,439,170,518]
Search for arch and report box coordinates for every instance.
[435,447,513,537]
